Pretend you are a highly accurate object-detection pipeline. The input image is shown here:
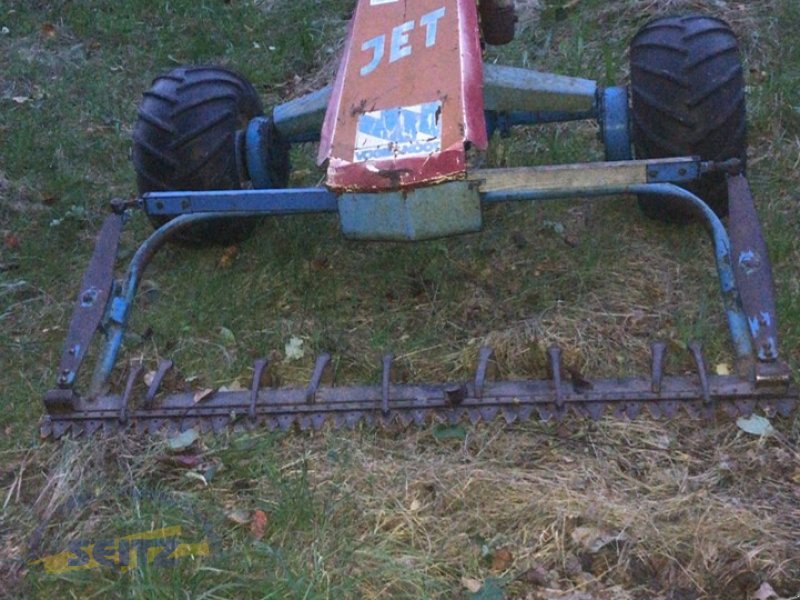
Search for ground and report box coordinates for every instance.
[1,0,799,598]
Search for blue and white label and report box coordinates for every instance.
[354,102,442,162]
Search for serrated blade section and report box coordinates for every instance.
[41,371,797,439]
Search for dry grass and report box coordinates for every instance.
[2,0,800,598]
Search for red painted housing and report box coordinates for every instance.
[318,0,487,191]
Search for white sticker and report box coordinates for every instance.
[354,102,442,162]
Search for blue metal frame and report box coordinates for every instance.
[601,86,632,161]
[90,181,755,390]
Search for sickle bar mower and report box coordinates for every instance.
[42,1,796,438]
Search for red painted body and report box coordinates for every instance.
[318,0,487,191]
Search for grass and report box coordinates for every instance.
[2,0,800,598]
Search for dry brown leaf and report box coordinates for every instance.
[250,509,269,540]
[490,546,513,571]
[40,23,56,38]
[3,232,20,250]
[217,245,238,269]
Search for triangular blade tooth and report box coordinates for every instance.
[70,423,85,438]
[584,401,606,421]
[333,415,347,429]
[345,412,364,429]
[502,407,518,424]
[102,420,118,436]
[211,417,228,433]
[647,402,663,419]
[777,399,796,417]
[165,419,179,434]
[85,420,102,437]
[625,403,642,419]
[467,409,481,425]
[479,406,498,423]
[232,422,247,434]
[297,416,312,430]
[265,417,278,431]
[277,415,295,431]
[537,405,554,421]
[197,419,212,434]
[311,414,327,431]
[735,400,756,417]
[517,405,534,422]
[52,421,70,439]
[447,408,465,425]
[40,418,53,439]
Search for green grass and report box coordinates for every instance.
[3,0,800,598]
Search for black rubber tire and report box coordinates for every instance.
[132,65,266,244]
[630,14,746,222]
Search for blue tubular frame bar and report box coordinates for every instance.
[91,182,754,392]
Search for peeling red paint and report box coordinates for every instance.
[319,0,487,192]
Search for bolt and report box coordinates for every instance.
[181,199,190,210]
[648,170,659,179]
[68,345,79,356]
[156,201,164,210]
[678,168,687,176]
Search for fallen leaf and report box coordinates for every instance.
[185,471,207,486]
[226,509,250,525]
[461,577,483,593]
[218,326,236,345]
[144,370,156,387]
[167,428,199,451]
[736,415,775,437]
[40,22,56,38]
[409,499,421,512]
[250,509,269,540]
[517,565,550,587]
[11,97,30,104]
[193,388,215,404]
[753,581,780,600]
[490,547,513,571]
[217,245,238,269]
[310,256,329,271]
[571,526,628,554]
[3,232,20,250]
[716,362,731,376]
[285,336,305,361]
[219,379,245,392]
